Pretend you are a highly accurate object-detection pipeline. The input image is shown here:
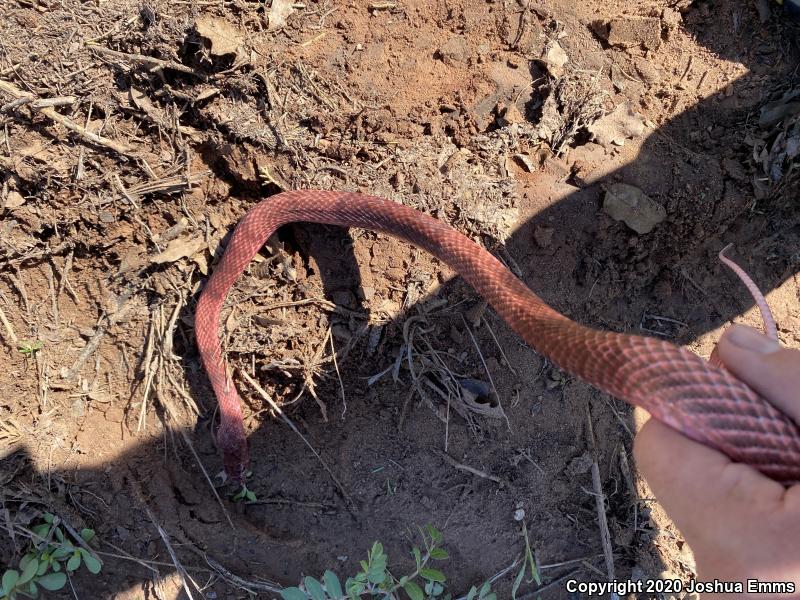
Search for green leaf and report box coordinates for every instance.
[478,581,491,599]
[483,594,497,600]
[37,571,67,591]
[512,563,525,599]
[245,490,257,502]
[304,577,325,600]
[54,528,64,543]
[418,568,446,583]
[323,570,343,599]
[51,562,61,573]
[411,547,422,569]
[43,514,54,524]
[370,542,384,559]
[403,580,424,600]
[80,529,96,543]
[2,570,19,593]
[80,550,102,574]
[425,525,443,544]
[18,555,33,572]
[366,568,386,585]
[345,577,365,597]
[279,587,308,600]
[28,579,38,597]
[35,559,48,577]
[465,586,478,600]
[429,548,449,560]
[17,559,38,586]
[31,524,50,539]
[66,552,81,572]
[369,551,387,575]
[52,545,74,559]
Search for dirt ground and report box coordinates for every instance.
[1,0,799,598]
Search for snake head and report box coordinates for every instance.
[217,421,250,484]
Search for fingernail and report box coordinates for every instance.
[726,325,781,354]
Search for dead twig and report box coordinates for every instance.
[0,78,133,155]
[238,368,355,508]
[128,476,197,599]
[584,403,616,583]
[0,304,19,349]
[88,44,202,77]
[434,449,508,486]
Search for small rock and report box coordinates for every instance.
[602,183,666,234]
[513,508,525,521]
[603,17,663,51]
[71,398,85,418]
[465,300,487,328]
[437,35,470,65]
[3,190,25,208]
[332,290,356,308]
[721,157,746,182]
[358,285,375,301]
[566,452,593,475]
[588,102,646,148]
[634,58,661,84]
[541,42,568,72]
[533,225,554,248]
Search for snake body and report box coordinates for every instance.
[195,190,800,485]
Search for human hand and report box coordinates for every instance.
[634,324,800,597]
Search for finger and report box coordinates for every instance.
[717,325,800,422]
[634,418,785,533]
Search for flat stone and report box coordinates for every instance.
[603,183,666,234]
[437,35,470,65]
[605,17,662,51]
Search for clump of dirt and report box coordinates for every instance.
[1,0,799,598]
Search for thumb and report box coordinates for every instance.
[716,324,800,422]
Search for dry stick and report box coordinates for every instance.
[329,332,347,418]
[87,44,201,77]
[0,304,19,349]
[480,314,518,377]
[63,301,133,380]
[128,476,196,599]
[434,449,507,486]
[0,78,132,155]
[237,369,354,507]
[585,403,616,584]
[158,391,235,530]
[204,554,282,594]
[460,314,511,430]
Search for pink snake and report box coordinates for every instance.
[195,190,800,485]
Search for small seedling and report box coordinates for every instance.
[511,521,541,600]
[16,340,43,359]
[0,513,102,599]
[232,485,257,503]
[279,525,496,600]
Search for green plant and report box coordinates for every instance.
[231,485,257,503]
[511,522,541,600]
[16,340,43,359]
[279,525,496,600]
[0,513,102,599]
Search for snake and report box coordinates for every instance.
[195,190,800,485]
